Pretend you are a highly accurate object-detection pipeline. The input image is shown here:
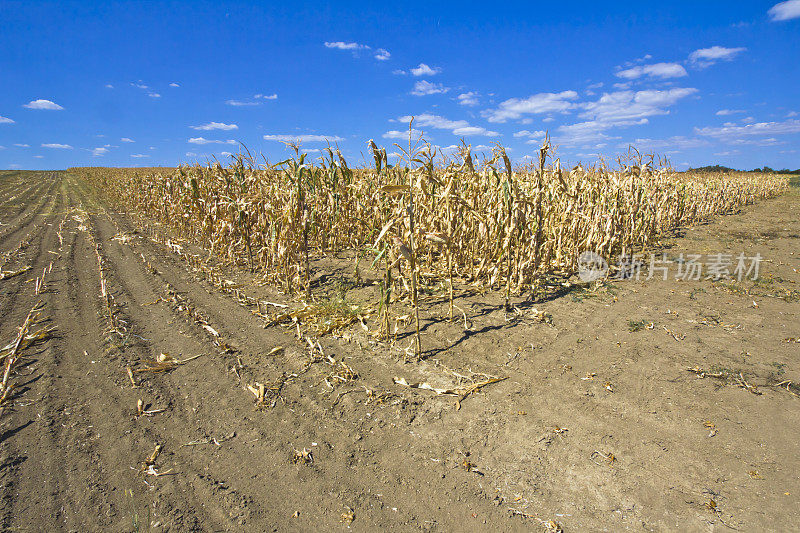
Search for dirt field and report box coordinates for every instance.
[0,169,798,532]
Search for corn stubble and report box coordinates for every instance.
[72,136,788,355]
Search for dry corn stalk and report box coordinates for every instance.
[71,140,789,361]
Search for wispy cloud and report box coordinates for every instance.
[579,88,698,125]
[688,46,746,68]
[169,82,180,87]
[188,137,237,145]
[191,122,238,131]
[104,84,114,89]
[324,41,389,61]
[91,147,109,156]
[13,143,29,147]
[324,41,369,51]
[513,130,546,139]
[147,92,161,98]
[410,63,441,76]
[619,136,711,152]
[262,134,344,142]
[768,0,800,21]
[0,116,14,124]
[411,80,449,96]
[226,99,260,106]
[695,119,800,138]
[483,91,579,123]
[121,137,135,143]
[24,99,63,110]
[226,94,277,106]
[397,113,499,137]
[729,137,786,146]
[550,88,698,147]
[41,143,72,149]
[716,109,746,116]
[382,129,423,140]
[616,62,688,80]
[457,92,479,106]
[131,154,150,158]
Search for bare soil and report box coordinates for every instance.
[0,170,798,532]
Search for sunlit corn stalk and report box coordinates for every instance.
[71,141,789,348]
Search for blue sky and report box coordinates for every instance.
[1,0,798,170]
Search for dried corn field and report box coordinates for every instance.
[75,141,787,296]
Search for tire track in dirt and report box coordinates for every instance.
[0,174,67,334]
[0,172,58,249]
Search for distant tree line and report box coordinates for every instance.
[688,165,800,175]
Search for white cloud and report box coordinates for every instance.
[262,134,344,142]
[91,147,109,156]
[0,116,14,124]
[131,154,150,158]
[457,92,479,106]
[555,122,618,146]
[121,137,135,143]
[410,63,441,76]
[578,88,698,125]
[411,80,449,96]
[324,41,388,61]
[191,122,238,131]
[169,82,180,87]
[132,82,149,89]
[392,69,407,75]
[188,137,237,145]
[324,41,369,51]
[226,99,261,106]
[397,113,499,137]
[41,143,72,149]
[688,46,746,68]
[33,155,43,159]
[148,92,161,98]
[616,62,688,80]
[513,130,545,138]
[105,84,114,89]
[716,109,745,116]
[769,0,800,21]
[24,99,64,110]
[226,94,277,106]
[620,136,711,152]
[13,143,29,147]
[553,89,697,147]
[695,119,800,138]
[382,129,423,140]
[186,152,197,157]
[787,111,798,117]
[729,137,785,146]
[483,91,579,123]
